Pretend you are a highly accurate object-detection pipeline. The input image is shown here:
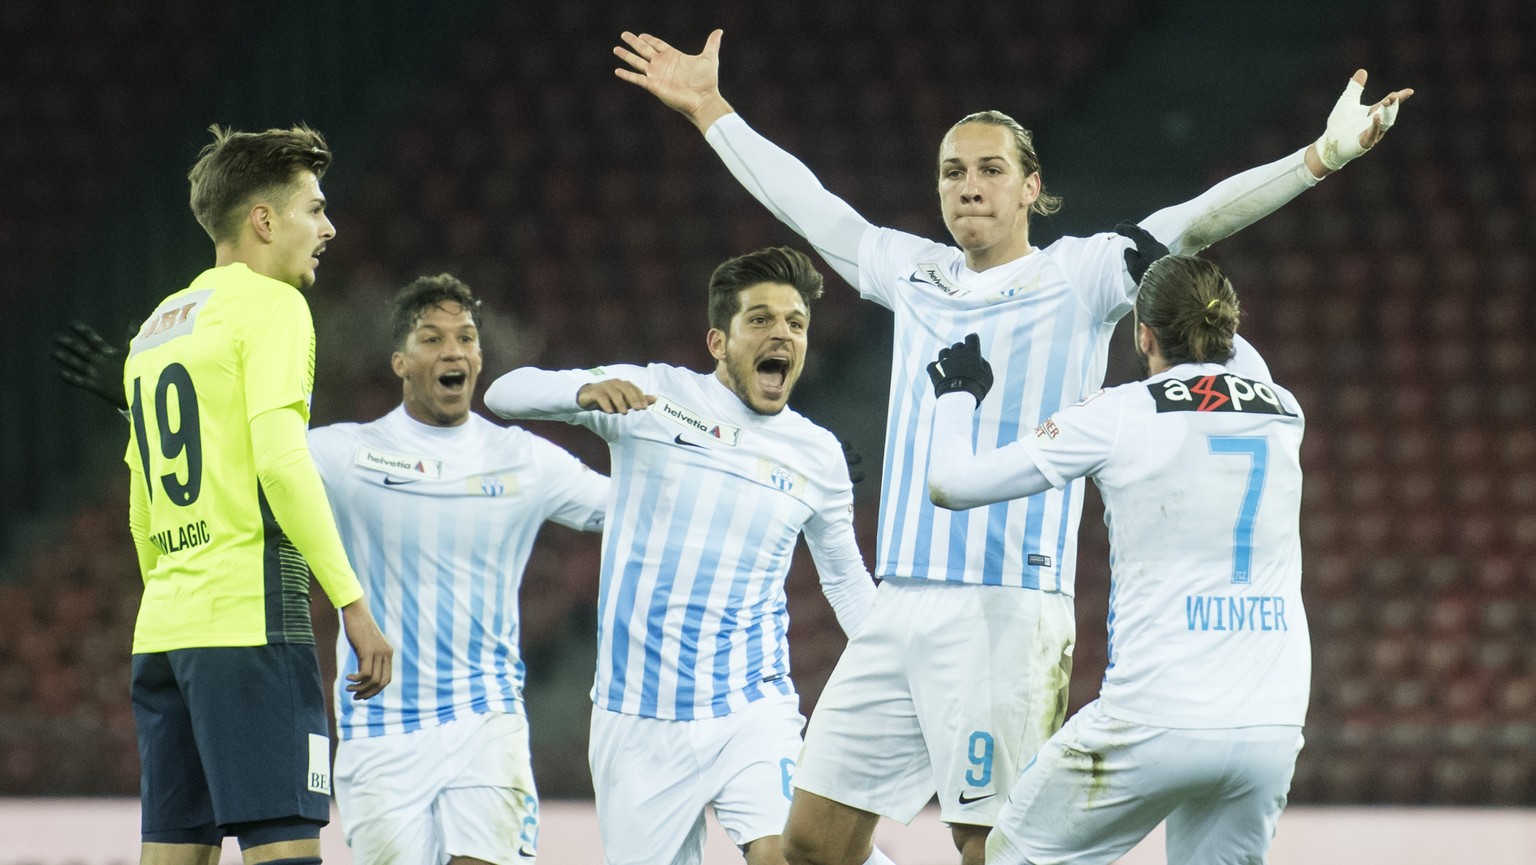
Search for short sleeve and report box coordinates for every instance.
[1046,233,1138,324]
[240,287,315,423]
[857,227,940,310]
[532,436,608,532]
[307,424,354,487]
[1016,388,1125,487]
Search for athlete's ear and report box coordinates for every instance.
[1138,322,1158,358]
[249,203,275,242]
[390,351,406,380]
[707,328,727,363]
[1022,171,1041,209]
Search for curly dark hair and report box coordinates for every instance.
[390,274,483,349]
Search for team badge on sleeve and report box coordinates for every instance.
[1150,374,1296,416]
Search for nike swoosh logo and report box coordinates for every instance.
[957,791,996,805]
[674,434,707,449]
[382,476,419,486]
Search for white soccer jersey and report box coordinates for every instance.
[860,228,1133,594]
[309,406,607,740]
[954,358,1310,727]
[706,112,1319,597]
[485,363,875,721]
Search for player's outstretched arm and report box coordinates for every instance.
[614,29,734,134]
[576,379,657,415]
[53,320,129,411]
[614,28,871,289]
[485,366,654,420]
[1139,69,1414,256]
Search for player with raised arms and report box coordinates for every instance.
[613,29,1406,865]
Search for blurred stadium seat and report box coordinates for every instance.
[4,0,1532,806]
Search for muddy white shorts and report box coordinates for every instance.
[986,701,1304,865]
[334,711,539,864]
[588,692,805,865]
[793,578,1076,826]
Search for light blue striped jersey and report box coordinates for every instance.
[531,363,866,721]
[310,406,606,740]
[860,226,1134,595]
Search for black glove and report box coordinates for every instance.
[927,332,993,406]
[1114,221,1170,285]
[840,438,865,485]
[53,320,129,411]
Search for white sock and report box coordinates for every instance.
[862,847,898,865]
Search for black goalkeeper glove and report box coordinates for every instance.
[839,437,865,485]
[926,332,993,406]
[53,320,129,411]
[1114,221,1170,285]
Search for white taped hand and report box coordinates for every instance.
[1314,72,1404,171]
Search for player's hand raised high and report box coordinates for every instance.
[614,29,735,133]
[1313,69,1415,172]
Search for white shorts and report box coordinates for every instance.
[588,693,805,865]
[334,711,539,865]
[794,579,1075,826]
[986,701,1304,865]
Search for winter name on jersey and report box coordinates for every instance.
[130,289,213,357]
[1150,374,1296,416]
[1185,594,1290,632]
[354,447,445,480]
[654,395,742,446]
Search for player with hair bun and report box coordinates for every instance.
[616,29,1403,865]
[926,255,1308,865]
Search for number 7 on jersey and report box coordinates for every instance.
[1207,436,1268,585]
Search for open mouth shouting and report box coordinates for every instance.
[437,368,469,395]
[756,355,791,401]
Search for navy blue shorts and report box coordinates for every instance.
[131,643,332,842]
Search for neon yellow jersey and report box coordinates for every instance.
[124,263,337,652]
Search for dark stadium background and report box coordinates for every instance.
[3,0,1532,806]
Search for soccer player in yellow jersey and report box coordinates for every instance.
[123,125,392,865]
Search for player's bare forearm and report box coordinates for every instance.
[614,29,735,133]
[340,600,393,700]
